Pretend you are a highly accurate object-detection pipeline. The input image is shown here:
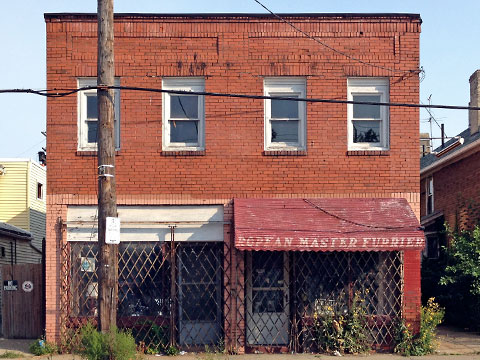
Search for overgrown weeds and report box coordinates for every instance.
[394,297,444,356]
[29,337,58,356]
[312,292,371,354]
[75,322,137,360]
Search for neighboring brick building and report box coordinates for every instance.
[420,70,480,258]
[45,13,422,353]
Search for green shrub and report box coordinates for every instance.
[394,297,444,356]
[79,323,108,360]
[108,328,137,360]
[77,322,137,360]
[165,345,180,356]
[29,338,58,356]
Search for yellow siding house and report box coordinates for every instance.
[0,159,45,262]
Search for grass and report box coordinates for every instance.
[0,352,23,359]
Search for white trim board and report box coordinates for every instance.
[66,205,224,242]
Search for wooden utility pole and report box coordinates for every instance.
[97,0,118,332]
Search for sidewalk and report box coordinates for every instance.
[0,326,478,359]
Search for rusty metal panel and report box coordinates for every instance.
[234,198,424,251]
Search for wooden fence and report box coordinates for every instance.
[1,264,43,338]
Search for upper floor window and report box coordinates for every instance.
[37,182,43,200]
[426,177,434,215]
[424,235,439,259]
[347,78,389,150]
[162,78,205,151]
[264,78,306,151]
[77,78,120,151]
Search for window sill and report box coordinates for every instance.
[346,150,390,156]
[263,150,307,156]
[161,150,206,156]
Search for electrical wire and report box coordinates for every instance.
[1,86,478,111]
[303,199,421,231]
[422,102,448,138]
[15,137,46,157]
[252,0,422,77]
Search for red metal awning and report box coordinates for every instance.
[234,198,424,251]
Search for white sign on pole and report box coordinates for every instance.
[105,217,120,244]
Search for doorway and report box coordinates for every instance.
[178,243,222,346]
[246,251,289,345]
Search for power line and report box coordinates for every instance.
[1,86,480,111]
[303,199,420,230]
[16,137,46,157]
[423,101,448,137]
[252,0,422,77]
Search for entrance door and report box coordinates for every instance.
[247,251,289,345]
[1,264,43,338]
[178,244,222,346]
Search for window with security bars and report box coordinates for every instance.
[64,241,223,352]
[245,251,403,351]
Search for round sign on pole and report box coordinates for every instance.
[22,281,33,292]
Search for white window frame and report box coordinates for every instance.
[77,78,120,151]
[426,177,434,215]
[162,78,205,151]
[264,78,306,151]
[347,78,389,151]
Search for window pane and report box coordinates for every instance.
[252,252,284,288]
[252,290,284,313]
[271,120,298,143]
[271,98,298,118]
[170,120,199,143]
[353,120,380,143]
[353,95,381,119]
[87,120,98,143]
[181,284,217,321]
[87,95,98,119]
[170,95,198,118]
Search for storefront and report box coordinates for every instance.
[63,205,225,350]
[60,198,423,352]
[234,198,424,351]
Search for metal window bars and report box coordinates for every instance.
[60,242,402,353]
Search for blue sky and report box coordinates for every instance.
[1,0,479,161]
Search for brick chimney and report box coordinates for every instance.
[469,70,480,135]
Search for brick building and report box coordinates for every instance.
[420,69,480,258]
[45,13,423,352]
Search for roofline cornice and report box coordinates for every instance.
[44,12,422,22]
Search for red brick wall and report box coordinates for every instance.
[46,14,420,198]
[421,148,480,231]
[45,14,422,345]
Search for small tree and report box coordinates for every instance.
[440,226,480,296]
